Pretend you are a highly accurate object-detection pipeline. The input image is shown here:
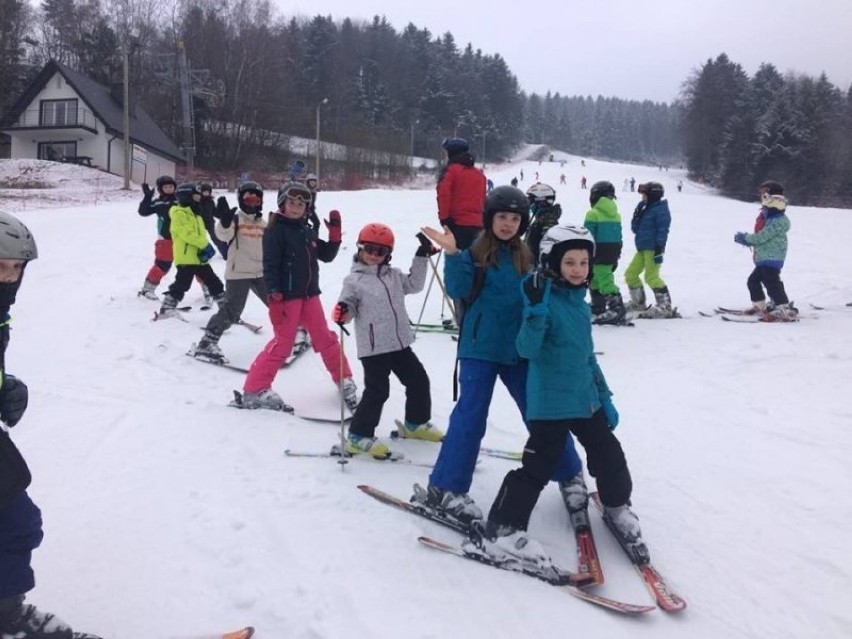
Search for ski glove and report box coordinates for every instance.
[415,232,440,257]
[600,394,619,431]
[215,196,235,227]
[0,375,28,427]
[267,293,286,320]
[141,183,153,199]
[333,302,352,326]
[734,232,749,246]
[324,210,342,243]
[522,271,545,306]
[198,244,216,263]
[653,247,665,265]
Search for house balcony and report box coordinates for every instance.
[1,108,99,138]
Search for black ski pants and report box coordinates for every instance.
[488,409,632,531]
[349,347,430,438]
[166,264,224,303]
[747,265,789,305]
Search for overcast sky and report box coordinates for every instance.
[272,0,851,103]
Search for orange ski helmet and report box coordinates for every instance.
[357,223,395,250]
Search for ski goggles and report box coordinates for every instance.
[357,242,392,257]
[280,185,312,204]
[242,192,262,207]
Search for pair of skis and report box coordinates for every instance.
[358,484,685,615]
[702,306,802,323]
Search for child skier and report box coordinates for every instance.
[192,181,268,362]
[412,186,582,527]
[524,182,562,265]
[0,212,103,639]
[332,225,443,458]
[137,174,177,299]
[467,225,647,570]
[155,183,225,318]
[584,181,626,324]
[239,182,357,411]
[733,180,797,320]
[624,181,678,318]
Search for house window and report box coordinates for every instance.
[39,99,79,126]
[38,141,77,162]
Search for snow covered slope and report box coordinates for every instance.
[3,154,851,638]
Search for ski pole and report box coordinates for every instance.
[426,256,458,326]
[414,251,441,336]
[337,324,348,471]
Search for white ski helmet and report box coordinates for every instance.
[0,211,38,261]
[526,182,556,203]
[539,224,595,274]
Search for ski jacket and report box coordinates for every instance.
[445,245,527,365]
[169,204,210,266]
[744,201,789,268]
[516,279,611,420]
[437,154,487,228]
[263,214,340,298]
[215,211,266,280]
[630,199,671,253]
[338,256,428,358]
[138,195,176,240]
[584,197,623,266]
[0,315,31,509]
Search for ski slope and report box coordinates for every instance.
[2,149,851,638]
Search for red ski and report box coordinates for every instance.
[590,492,686,612]
[574,527,604,585]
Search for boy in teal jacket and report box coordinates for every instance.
[467,225,648,571]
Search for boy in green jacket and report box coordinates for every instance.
[584,181,626,324]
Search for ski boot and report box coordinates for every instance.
[411,483,483,526]
[395,420,444,442]
[193,331,226,364]
[156,293,180,319]
[0,595,103,639]
[558,472,591,531]
[463,520,559,579]
[239,388,292,412]
[137,278,158,301]
[344,432,391,459]
[625,286,647,312]
[638,287,680,319]
[602,503,650,564]
[764,302,799,322]
[340,378,359,412]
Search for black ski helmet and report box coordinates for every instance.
[483,185,530,237]
[155,175,176,194]
[175,182,200,206]
[589,181,616,206]
[638,181,664,203]
[238,181,264,215]
[199,182,213,195]
[759,180,784,195]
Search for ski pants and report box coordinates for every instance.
[591,264,619,296]
[624,250,666,291]
[429,358,581,494]
[165,264,224,303]
[0,491,43,598]
[349,347,430,438]
[747,265,789,305]
[204,277,267,340]
[488,409,632,531]
[243,295,351,394]
[145,238,173,285]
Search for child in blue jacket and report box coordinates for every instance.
[624,181,678,318]
[412,186,583,527]
[467,225,648,569]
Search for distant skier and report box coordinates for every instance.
[524,182,562,264]
[560,174,567,185]
[677,180,683,193]
[580,176,587,189]
[733,180,797,320]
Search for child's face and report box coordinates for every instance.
[560,249,590,286]
[359,244,391,266]
[0,259,25,283]
[281,196,307,219]
[491,211,523,241]
[161,184,175,195]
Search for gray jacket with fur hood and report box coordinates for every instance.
[338,255,428,358]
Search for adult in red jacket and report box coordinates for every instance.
[437,137,486,251]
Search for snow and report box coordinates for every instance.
[2,153,852,638]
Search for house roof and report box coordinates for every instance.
[3,60,185,163]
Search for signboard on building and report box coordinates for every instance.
[132,144,147,165]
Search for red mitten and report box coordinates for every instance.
[324,210,342,243]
